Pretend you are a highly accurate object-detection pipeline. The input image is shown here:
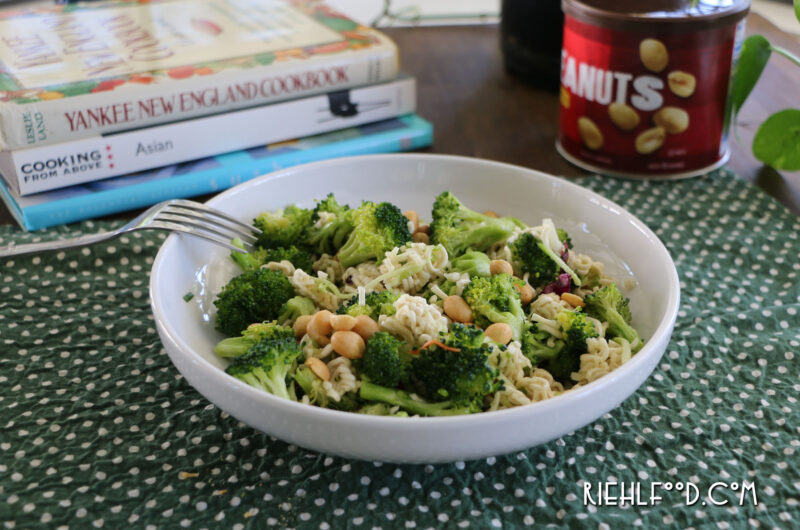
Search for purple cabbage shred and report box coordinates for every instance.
[542,273,572,295]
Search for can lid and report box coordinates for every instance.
[563,0,750,31]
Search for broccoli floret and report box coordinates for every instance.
[450,250,491,278]
[359,381,474,416]
[510,232,560,288]
[214,321,296,358]
[336,201,412,267]
[357,402,409,417]
[293,365,360,411]
[253,204,314,249]
[225,336,301,400]
[214,268,295,336]
[521,310,598,382]
[229,240,313,273]
[520,322,564,366]
[510,230,581,287]
[304,193,354,255]
[277,296,316,325]
[462,273,526,340]
[337,290,399,319]
[407,324,501,412]
[429,192,523,257]
[263,246,314,271]
[558,309,598,354]
[361,332,407,387]
[444,321,486,349]
[583,284,642,350]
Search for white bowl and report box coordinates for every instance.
[150,154,679,463]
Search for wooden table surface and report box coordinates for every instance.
[1,12,798,227]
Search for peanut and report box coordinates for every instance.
[667,71,696,98]
[305,357,331,381]
[561,292,586,309]
[516,283,535,305]
[653,107,689,134]
[608,102,640,131]
[485,323,513,345]
[578,117,603,150]
[412,232,430,244]
[307,310,333,346]
[330,330,365,359]
[352,315,379,341]
[443,295,473,323]
[403,210,419,232]
[416,224,431,235]
[639,38,668,72]
[483,210,499,218]
[490,259,513,276]
[330,314,356,332]
[635,126,666,155]
[293,314,313,339]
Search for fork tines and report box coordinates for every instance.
[153,200,260,252]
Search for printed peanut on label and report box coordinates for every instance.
[653,107,689,134]
[578,117,603,150]
[668,71,696,98]
[639,38,669,73]
[635,126,666,154]
[608,102,640,131]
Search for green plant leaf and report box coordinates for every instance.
[730,35,771,118]
[795,0,799,23]
[753,109,800,171]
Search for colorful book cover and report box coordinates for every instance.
[0,114,433,231]
[0,0,398,149]
[1,75,416,195]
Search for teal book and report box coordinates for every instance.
[0,114,433,231]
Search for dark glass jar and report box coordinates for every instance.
[500,0,564,91]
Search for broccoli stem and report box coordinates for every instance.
[260,369,292,401]
[214,336,257,358]
[293,365,316,397]
[229,238,261,272]
[605,313,641,350]
[359,381,473,416]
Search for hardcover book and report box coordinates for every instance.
[0,114,433,231]
[0,75,416,195]
[0,0,399,150]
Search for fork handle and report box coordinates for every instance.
[0,231,118,258]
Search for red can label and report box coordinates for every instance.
[558,15,739,177]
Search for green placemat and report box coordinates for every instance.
[1,168,798,528]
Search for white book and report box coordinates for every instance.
[0,76,416,196]
[0,0,398,149]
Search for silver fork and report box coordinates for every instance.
[0,199,261,258]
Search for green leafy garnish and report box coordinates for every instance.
[752,109,800,171]
[183,292,195,302]
[729,8,800,172]
[730,35,771,126]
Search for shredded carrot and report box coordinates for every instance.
[410,339,460,355]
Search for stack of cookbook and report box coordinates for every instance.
[0,0,432,230]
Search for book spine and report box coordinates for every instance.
[0,44,399,150]
[6,76,416,196]
[16,115,433,231]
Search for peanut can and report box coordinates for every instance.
[557,0,749,179]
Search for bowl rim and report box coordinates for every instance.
[150,153,680,426]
